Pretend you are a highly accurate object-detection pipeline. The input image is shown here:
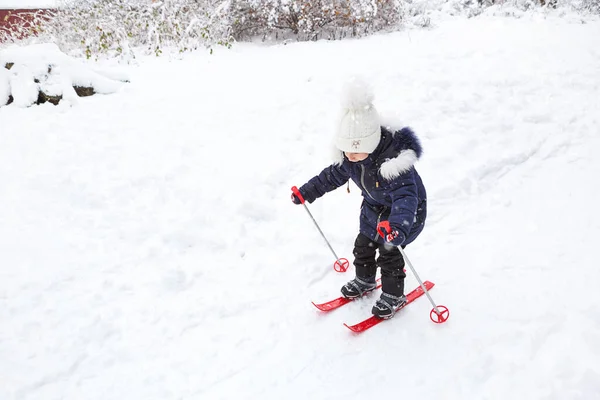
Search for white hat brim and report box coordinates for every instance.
[335,128,381,154]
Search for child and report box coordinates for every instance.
[291,80,427,319]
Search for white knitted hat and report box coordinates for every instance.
[335,79,381,154]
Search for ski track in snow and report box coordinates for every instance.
[1,15,600,400]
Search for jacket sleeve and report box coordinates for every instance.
[386,168,419,240]
[299,164,350,203]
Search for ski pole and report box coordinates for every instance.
[291,186,349,272]
[398,246,449,323]
[377,222,449,323]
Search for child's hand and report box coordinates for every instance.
[291,193,303,205]
[377,221,405,246]
[291,186,305,205]
[385,228,405,246]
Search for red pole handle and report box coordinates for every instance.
[291,186,305,204]
[376,221,391,239]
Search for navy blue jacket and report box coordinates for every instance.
[298,127,427,245]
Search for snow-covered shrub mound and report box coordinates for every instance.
[0,43,127,107]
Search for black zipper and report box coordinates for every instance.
[360,165,377,202]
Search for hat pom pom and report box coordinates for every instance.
[340,77,375,110]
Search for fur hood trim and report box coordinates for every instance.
[379,127,423,180]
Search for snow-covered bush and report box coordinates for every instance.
[55,0,234,59]
[0,43,127,107]
[225,0,405,41]
[2,0,235,60]
[1,0,406,57]
[579,0,600,13]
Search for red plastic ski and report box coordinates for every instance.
[344,280,435,333]
[312,279,382,312]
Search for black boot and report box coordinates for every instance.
[375,244,406,318]
[341,276,377,299]
[372,292,407,319]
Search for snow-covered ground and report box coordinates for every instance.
[1,15,600,400]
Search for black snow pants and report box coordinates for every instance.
[353,233,406,297]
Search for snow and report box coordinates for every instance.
[0,43,126,107]
[1,14,600,400]
[0,67,9,105]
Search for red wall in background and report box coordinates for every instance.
[0,9,54,41]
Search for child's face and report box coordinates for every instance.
[344,152,369,162]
